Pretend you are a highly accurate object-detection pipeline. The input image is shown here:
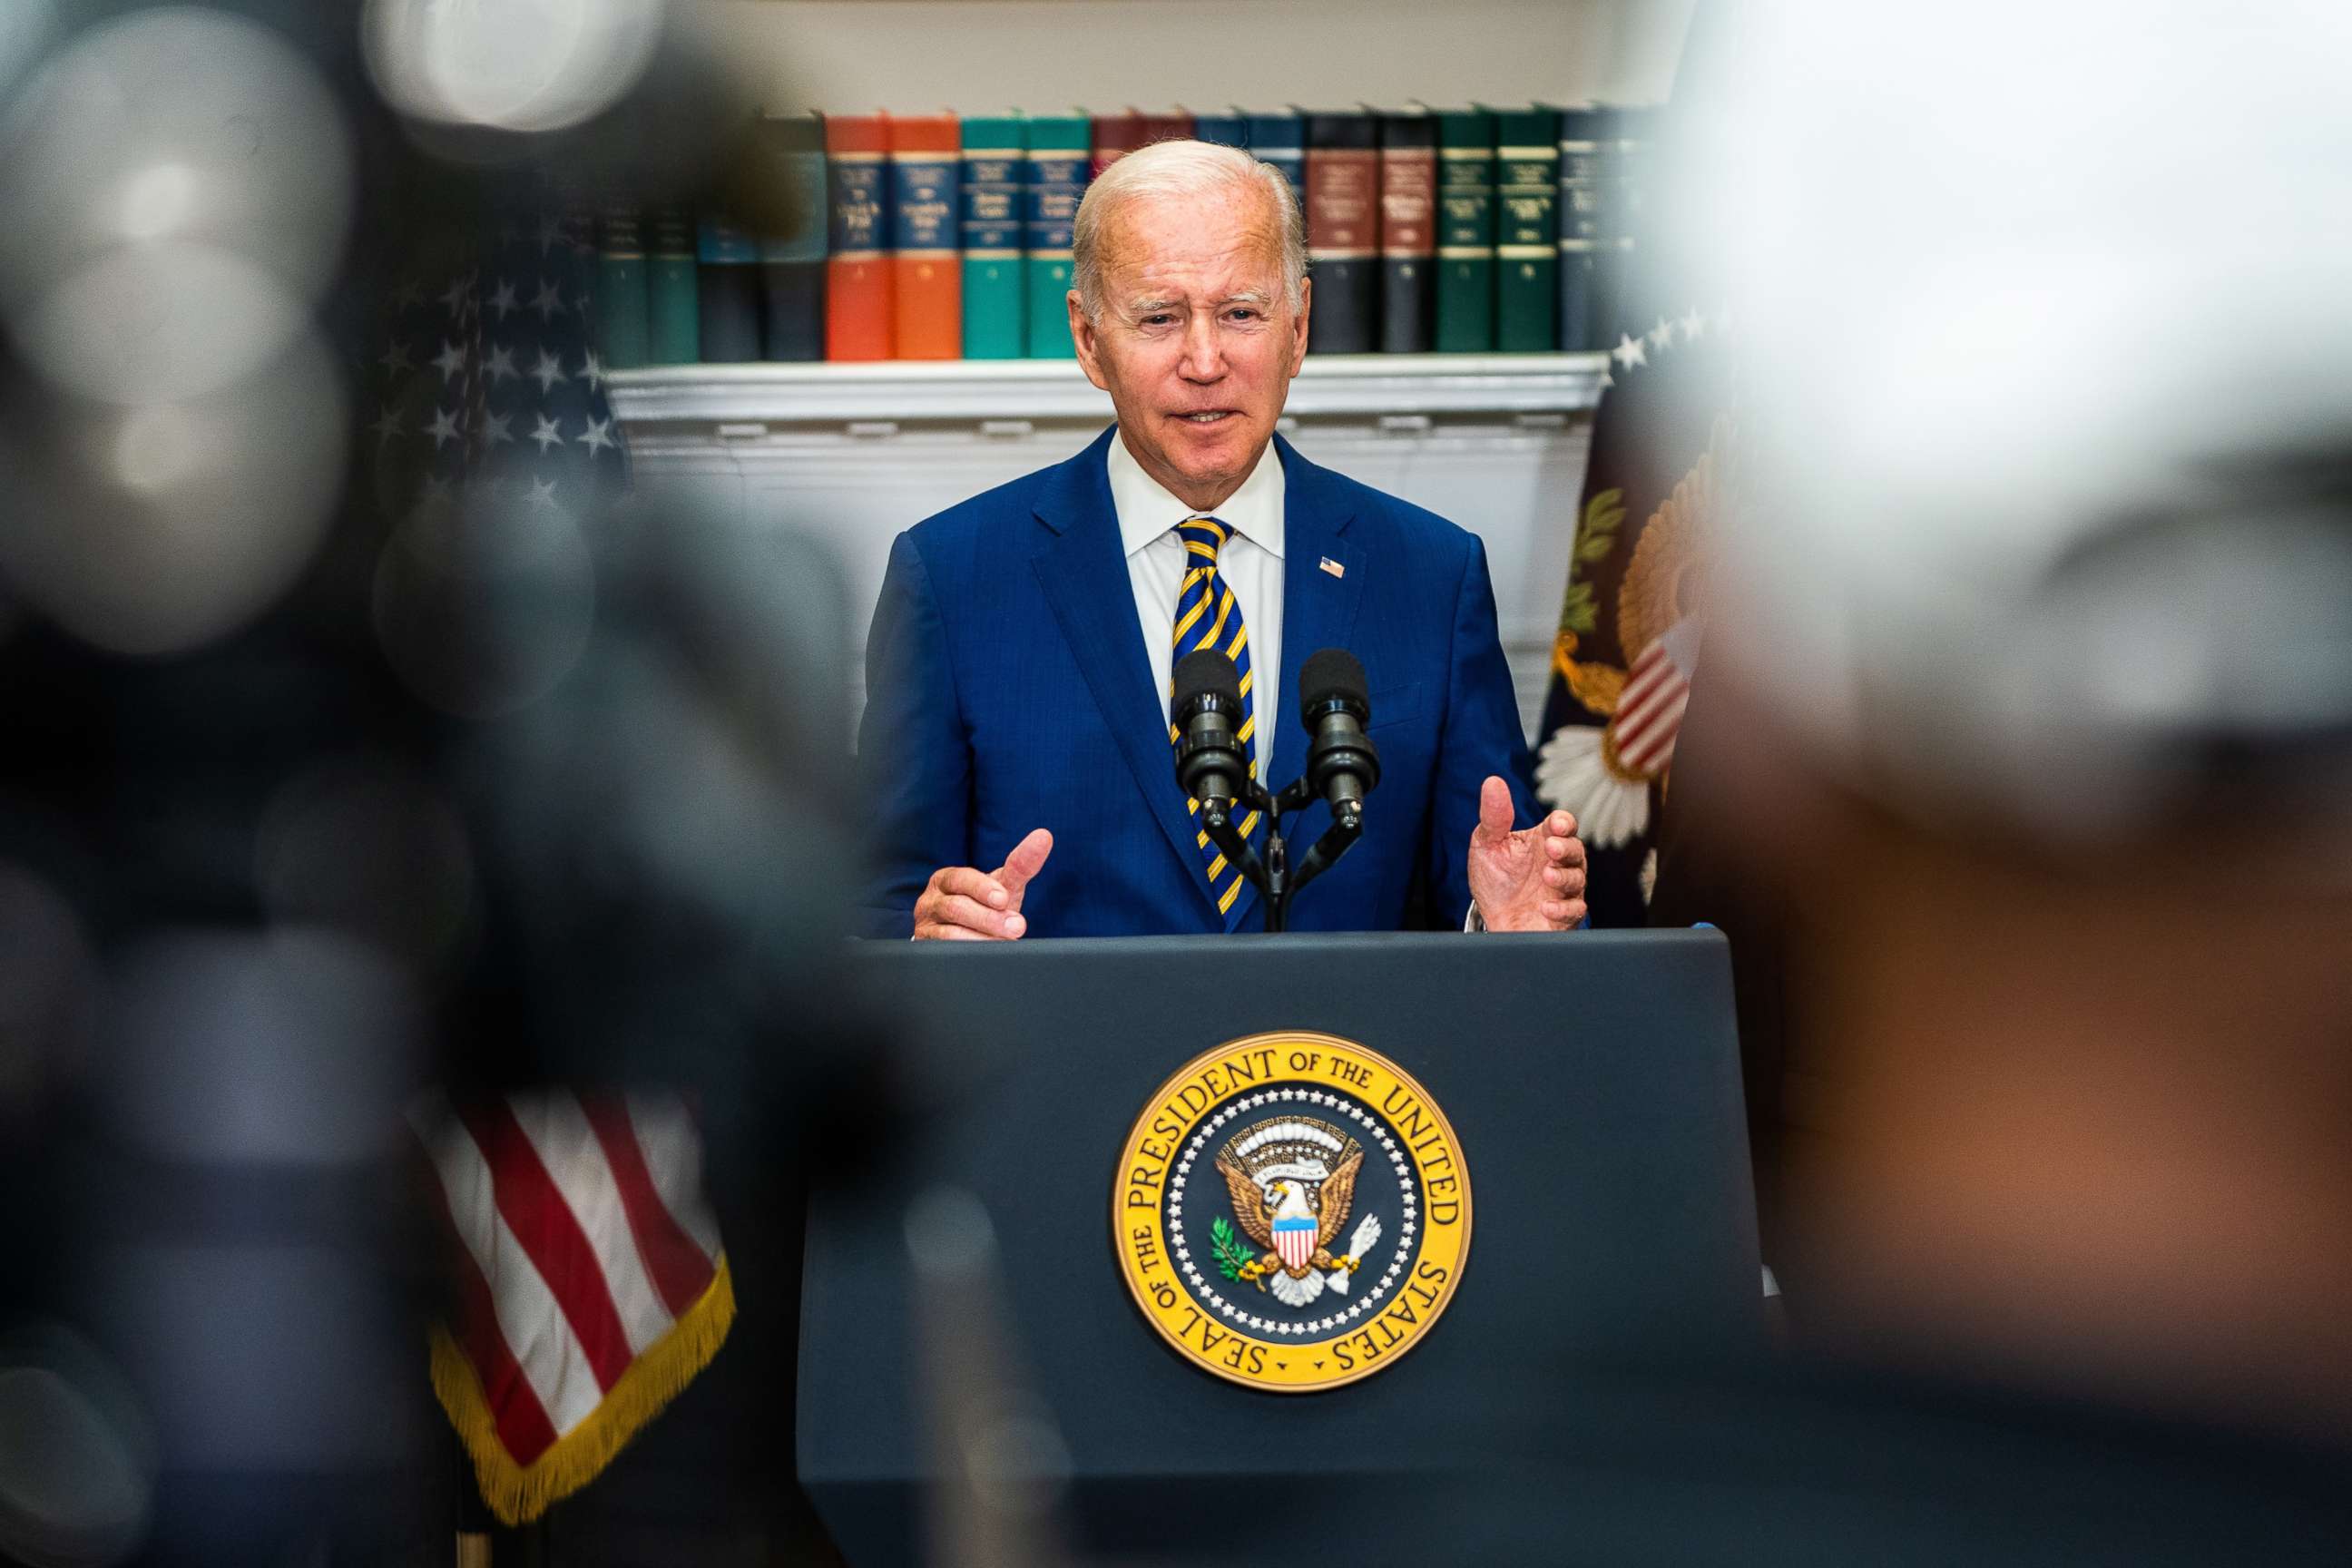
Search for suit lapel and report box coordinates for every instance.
[1030,429,1220,917]
[1269,435,1366,802]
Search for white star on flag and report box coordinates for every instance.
[1612,332,1648,371]
[1680,307,1706,340]
[1647,317,1674,351]
[367,201,626,549]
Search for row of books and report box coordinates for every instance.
[591,105,1659,368]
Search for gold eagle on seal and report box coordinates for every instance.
[1214,1116,1383,1310]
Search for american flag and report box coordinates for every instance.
[370,201,738,1527]
[413,1089,734,1528]
[364,201,626,527]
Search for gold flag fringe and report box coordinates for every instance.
[431,1255,737,1526]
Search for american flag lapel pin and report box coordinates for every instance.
[1319,555,1346,579]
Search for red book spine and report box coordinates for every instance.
[889,113,962,360]
[1091,109,1142,178]
[1137,110,1195,150]
[825,112,894,361]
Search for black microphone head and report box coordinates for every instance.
[1299,647,1369,723]
[1173,648,1243,714]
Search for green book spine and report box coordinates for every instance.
[646,206,700,365]
[1435,109,1495,352]
[1024,114,1090,358]
[595,208,652,369]
[962,113,1026,358]
[1488,106,1559,351]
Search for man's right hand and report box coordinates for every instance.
[911,828,1054,940]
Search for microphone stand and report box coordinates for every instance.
[1198,775,1366,934]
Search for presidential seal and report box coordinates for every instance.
[1112,1032,1471,1391]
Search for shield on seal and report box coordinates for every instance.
[1273,1213,1316,1272]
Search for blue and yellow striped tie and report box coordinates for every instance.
[1168,517,1262,924]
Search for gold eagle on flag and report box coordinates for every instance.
[1535,413,1730,848]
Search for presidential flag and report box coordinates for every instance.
[1531,301,1737,928]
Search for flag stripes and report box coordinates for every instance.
[416,1090,733,1524]
[1612,640,1690,772]
[460,1100,641,1393]
[582,1097,719,1318]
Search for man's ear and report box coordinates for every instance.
[1068,290,1110,391]
[1288,276,1313,377]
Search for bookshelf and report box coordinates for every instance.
[614,0,1694,736]
[606,352,1606,431]
[611,355,1606,740]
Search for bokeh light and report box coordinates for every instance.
[372,487,599,719]
[0,1327,152,1568]
[362,0,666,134]
[0,330,348,656]
[0,6,352,328]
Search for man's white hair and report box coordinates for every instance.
[1071,139,1308,324]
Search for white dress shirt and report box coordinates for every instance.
[1107,431,1494,933]
[1107,429,1286,782]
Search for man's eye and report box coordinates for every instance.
[1228,309,1259,322]
[1142,314,1174,327]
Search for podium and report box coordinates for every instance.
[800,929,1760,1563]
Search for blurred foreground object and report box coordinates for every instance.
[1658,0,2352,1446]
[0,4,354,656]
[414,1091,734,1527]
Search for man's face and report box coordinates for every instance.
[1069,182,1310,514]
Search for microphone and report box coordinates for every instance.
[1298,649,1380,827]
[1172,649,1250,822]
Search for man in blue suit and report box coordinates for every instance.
[858,140,1588,940]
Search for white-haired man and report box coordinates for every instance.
[856,139,1586,939]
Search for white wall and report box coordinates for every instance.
[681,0,1698,114]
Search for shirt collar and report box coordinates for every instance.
[1107,427,1287,562]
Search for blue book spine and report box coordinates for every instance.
[1247,111,1305,209]
[758,113,828,361]
[1193,113,1250,149]
[697,214,763,361]
[1024,120,1090,358]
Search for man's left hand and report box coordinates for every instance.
[1466,776,1587,931]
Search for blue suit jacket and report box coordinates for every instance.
[856,427,1537,938]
